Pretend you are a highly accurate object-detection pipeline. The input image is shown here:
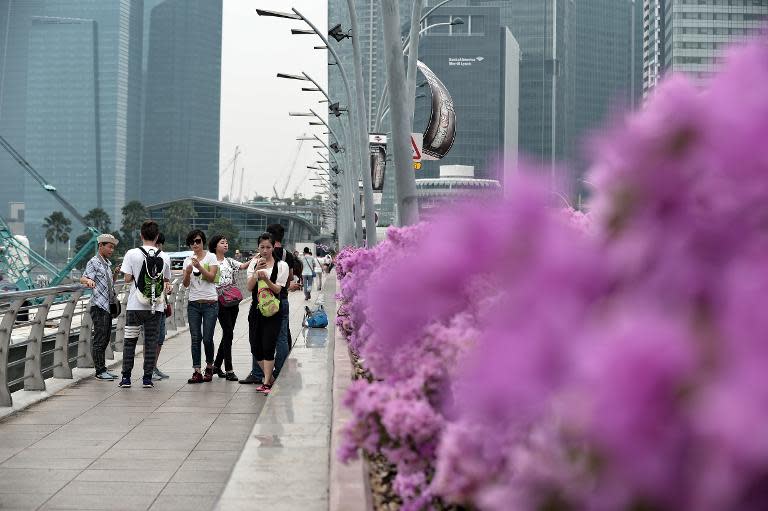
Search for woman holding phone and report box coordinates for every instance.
[246,232,289,394]
[182,229,219,384]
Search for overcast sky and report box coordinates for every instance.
[220,0,329,202]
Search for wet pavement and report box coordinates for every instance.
[0,278,336,511]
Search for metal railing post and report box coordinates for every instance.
[24,294,55,391]
[0,298,24,406]
[168,280,180,331]
[52,289,83,379]
[77,302,94,368]
[114,288,129,353]
[176,284,187,324]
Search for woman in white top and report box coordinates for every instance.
[209,234,250,381]
[247,232,289,394]
[182,229,219,384]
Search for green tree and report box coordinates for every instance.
[207,216,241,252]
[163,201,196,250]
[121,200,147,247]
[42,211,72,261]
[84,207,111,233]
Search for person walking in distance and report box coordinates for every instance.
[210,234,249,381]
[152,233,172,381]
[119,221,171,388]
[246,232,289,394]
[239,224,294,385]
[182,229,219,384]
[80,234,121,381]
[300,247,316,300]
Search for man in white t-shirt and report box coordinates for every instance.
[119,220,172,389]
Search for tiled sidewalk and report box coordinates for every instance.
[0,283,328,511]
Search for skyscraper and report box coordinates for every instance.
[471,0,573,169]
[644,0,767,95]
[468,0,640,195]
[140,0,222,205]
[643,0,665,98]
[414,5,519,181]
[0,0,143,247]
[567,0,639,190]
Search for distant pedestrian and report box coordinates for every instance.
[245,232,289,394]
[119,221,171,389]
[182,229,219,384]
[300,247,317,300]
[210,234,250,381]
[80,233,120,381]
[152,233,172,381]
[323,253,332,273]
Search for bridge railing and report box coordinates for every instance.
[0,279,190,407]
[1,270,250,407]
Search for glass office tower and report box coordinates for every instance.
[644,0,767,96]
[662,0,767,86]
[140,0,222,205]
[0,0,143,248]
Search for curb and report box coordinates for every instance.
[329,282,373,511]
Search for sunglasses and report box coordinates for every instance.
[191,239,203,245]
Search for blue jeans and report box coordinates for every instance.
[158,315,166,346]
[251,297,289,379]
[303,275,314,298]
[188,301,219,368]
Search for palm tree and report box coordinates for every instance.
[83,207,111,233]
[73,208,114,265]
[121,200,147,247]
[163,201,197,250]
[42,211,72,261]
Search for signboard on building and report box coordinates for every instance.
[369,133,387,191]
[411,133,423,170]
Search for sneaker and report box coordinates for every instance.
[225,372,239,381]
[118,377,131,388]
[238,373,261,384]
[95,372,114,381]
[187,371,204,384]
[256,383,272,395]
[153,367,169,380]
[203,367,213,382]
[214,366,227,378]
[142,376,154,388]
[105,370,120,379]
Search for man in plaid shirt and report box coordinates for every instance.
[80,234,120,380]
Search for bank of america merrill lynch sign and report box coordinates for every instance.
[448,56,485,67]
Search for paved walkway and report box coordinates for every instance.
[0,279,336,511]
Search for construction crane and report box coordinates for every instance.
[219,145,241,201]
[0,134,99,290]
[272,138,306,199]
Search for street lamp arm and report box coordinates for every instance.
[293,6,362,246]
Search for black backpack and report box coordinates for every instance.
[135,247,165,306]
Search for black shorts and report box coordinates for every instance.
[248,303,281,361]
